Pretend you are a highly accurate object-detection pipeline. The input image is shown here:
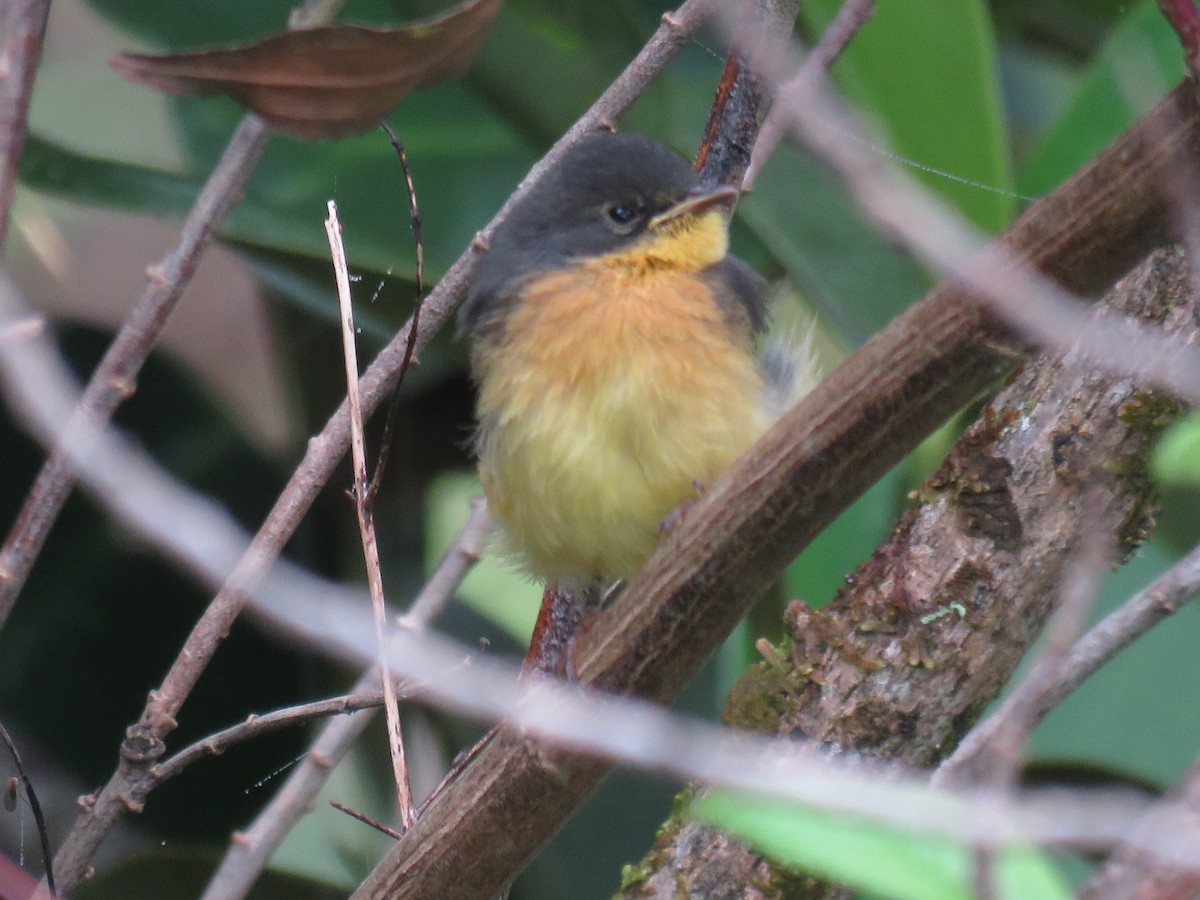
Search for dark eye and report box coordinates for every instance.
[606,204,637,225]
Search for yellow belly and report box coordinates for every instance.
[473,262,768,586]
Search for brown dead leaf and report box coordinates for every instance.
[110,0,502,139]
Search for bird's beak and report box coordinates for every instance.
[648,184,740,230]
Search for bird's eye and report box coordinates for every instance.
[606,204,637,226]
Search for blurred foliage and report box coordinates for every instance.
[696,790,1071,900]
[2,0,1198,897]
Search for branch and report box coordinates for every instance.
[47,0,722,887]
[694,0,803,186]
[151,691,385,787]
[326,200,413,826]
[0,0,351,627]
[0,272,1179,889]
[961,518,1110,794]
[938,535,1200,788]
[351,72,1200,896]
[201,498,488,900]
[744,0,877,188]
[625,246,1195,897]
[0,0,52,254]
[1079,755,1200,899]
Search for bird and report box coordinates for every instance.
[459,130,801,595]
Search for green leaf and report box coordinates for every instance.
[21,80,531,279]
[739,146,932,344]
[20,134,204,217]
[1154,413,1200,488]
[696,791,1070,900]
[801,0,1015,234]
[1018,1,1184,196]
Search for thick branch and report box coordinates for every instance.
[938,536,1200,788]
[695,0,802,186]
[48,0,722,888]
[349,77,1200,900]
[626,248,1193,897]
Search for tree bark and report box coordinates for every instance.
[621,248,1194,897]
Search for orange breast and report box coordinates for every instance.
[473,260,767,585]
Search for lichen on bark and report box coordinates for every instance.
[617,248,1197,898]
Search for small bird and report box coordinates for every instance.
[460,131,791,592]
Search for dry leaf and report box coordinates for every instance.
[110,0,502,139]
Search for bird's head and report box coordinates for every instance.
[460,132,740,335]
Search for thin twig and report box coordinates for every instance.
[201,498,489,900]
[330,800,404,841]
[1079,755,1200,899]
[0,718,54,895]
[937,536,1200,789]
[326,200,414,828]
[151,691,385,786]
[744,0,877,188]
[0,0,53,255]
[397,496,490,629]
[202,672,381,900]
[47,0,721,887]
[0,273,1186,886]
[0,0,351,629]
[748,26,1200,403]
[368,122,425,502]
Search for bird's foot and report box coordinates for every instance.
[658,479,706,535]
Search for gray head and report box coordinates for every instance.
[459,132,710,336]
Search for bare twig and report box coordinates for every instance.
[937,537,1200,789]
[203,671,384,900]
[744,0,877,188]
[46,0,723,887]
[0,719,53,895]
[152,691,385,786]
[330,800,404,841]
[0,0,52,255]
[202,498,488,900]
[368,122,426,501]
[398,496,489,629]
[0,273,1187,883]
[0,0,351,629]
[752,32,1200,403]
[326,200,414,825]
[1080,755,1200,899]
